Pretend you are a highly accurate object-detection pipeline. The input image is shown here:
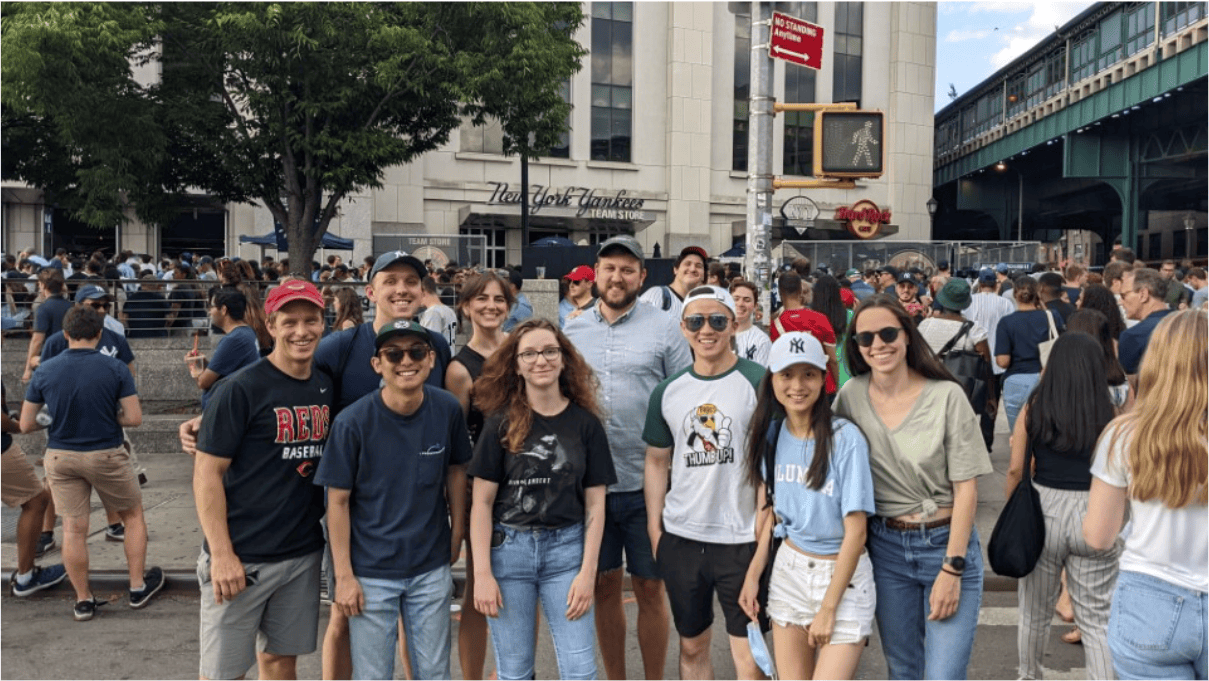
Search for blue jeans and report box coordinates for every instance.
[1109,570,1208,680]
[1002,372,1039,434]
[867,519,984,680]
[488,523,596,680]
[348,564,453,681]
[598,490,660,579]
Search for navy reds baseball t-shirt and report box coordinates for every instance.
[197,357,332,563]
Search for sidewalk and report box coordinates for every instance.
[2,404,1019,594]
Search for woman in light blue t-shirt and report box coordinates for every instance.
[738,332,876,680]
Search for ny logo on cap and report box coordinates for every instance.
[790,338,805,354]
[395,250,408,258]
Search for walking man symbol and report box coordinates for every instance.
[852,121,878,167]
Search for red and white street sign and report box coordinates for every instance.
[769,12,824,70]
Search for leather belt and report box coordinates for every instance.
[880,515,952,531]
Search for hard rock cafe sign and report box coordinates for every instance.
[835,200,892,239]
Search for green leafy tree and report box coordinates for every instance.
[3,2,585,276]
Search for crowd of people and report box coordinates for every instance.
[2,238,1206,680]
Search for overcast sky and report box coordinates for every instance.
[936,1,1096,111]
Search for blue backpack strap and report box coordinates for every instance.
[661,285,672,311]
[763,418,783,509]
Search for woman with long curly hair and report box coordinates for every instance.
[468,319,616,680]
[1085,309,1207,680]
[833,294,991,679]
[1076,284,1127,352]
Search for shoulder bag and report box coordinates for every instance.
[987,441,1045,577]
[1037,309,1058,368]
[938,320,989,410]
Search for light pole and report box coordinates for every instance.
[1184,213,1196,259]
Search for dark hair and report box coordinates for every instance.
[421,276,438,295]
[729,280,758,299]
[37,268,65,294]
[1111,246,1137,264]
[1077,284,1125,339]
[1025,332,1115,455]
[777,272,802,298]
[209,286,248,321]
[844,294,960,384]
[1066,309,1126,386]
[1037,272,1064,298]
[473,319,601,453]
[1012,276,1041,306]
[810,274,847,340]
[458,271,515,313]
[332,287,363,329]
[63,304,104,341]
[745,369,835,493]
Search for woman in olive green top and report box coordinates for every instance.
[833,294,992,680]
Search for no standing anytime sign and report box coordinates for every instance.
[769,12,824,70]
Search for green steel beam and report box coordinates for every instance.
[934,42,1208,186]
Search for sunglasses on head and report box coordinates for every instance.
[683,313,731,332]
[853,326,903,347]
[377,346,430,363]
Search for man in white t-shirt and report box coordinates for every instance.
[963,270,1015,449]
[418,277,457,353]
[643,285,766,680]
[639,246,707,319]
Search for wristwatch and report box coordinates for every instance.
[943,556,966,573]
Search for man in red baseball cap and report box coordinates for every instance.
[560,265,596,328]
[189,276,334,680]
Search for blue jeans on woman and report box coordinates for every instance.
[488,522,596,680]
[1002,372,1040,433]
[348,564,453,680]
[1109,570,1208,680]
[867,518,984,680]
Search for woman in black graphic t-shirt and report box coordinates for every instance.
[468,319,616,680]
[444,271,512,679]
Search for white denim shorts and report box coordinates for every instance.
[766,545,876,644]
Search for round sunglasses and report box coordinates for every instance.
[853,326,903,347]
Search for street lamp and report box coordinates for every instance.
[926,197,939,237]
[1184,213,1197,258]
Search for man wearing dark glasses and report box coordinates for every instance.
[643,285,768,680]
[316,319,471,680]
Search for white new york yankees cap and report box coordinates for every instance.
[768,332,827,373]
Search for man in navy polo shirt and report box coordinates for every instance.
[316,319,471,680]
[1118,267,1175,383]
[22,268,73,383]
[187,287,261,410]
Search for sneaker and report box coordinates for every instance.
[35,531,56,557]
[11,564,68,597]
[104,523,125,542]
[129,566,165,609]
[73,596,106,622]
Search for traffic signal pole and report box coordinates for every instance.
[744,2,775,324]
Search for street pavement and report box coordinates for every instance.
[1,404,1097,679]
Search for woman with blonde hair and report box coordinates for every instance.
[469,319,615,679]
[1085,309,1208,680]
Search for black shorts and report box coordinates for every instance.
[655,532,768,638]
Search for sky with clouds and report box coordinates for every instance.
[936,1,1095,112]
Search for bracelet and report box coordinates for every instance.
[941,567,963,577]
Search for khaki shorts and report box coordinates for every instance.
[198,550,322,680]
[44,446,142,518]
[2,443,45,508]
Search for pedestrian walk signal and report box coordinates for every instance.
[814,110,885,178]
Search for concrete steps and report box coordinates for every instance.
[12,413,195,457]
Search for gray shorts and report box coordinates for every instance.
[197,549,322,680]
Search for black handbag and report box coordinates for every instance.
[987,442,1045,578]
[938,320,989,411]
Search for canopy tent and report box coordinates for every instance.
[239,229,354,251]
[531,236,576,247]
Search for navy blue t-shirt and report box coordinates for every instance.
[25,349,137,451]
[201,325,260,410]
[1118,309,1175,375]
[42,327,134,366]
[995,309,1065,378]
[197,358,331,563]
[315,385,473,580]
[33,296,73,336]
[314,321,451,415]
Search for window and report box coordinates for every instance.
[547,79,572,159]
[1148,231,1162,261]
[1125,3,1155,56]
[832,3,863,107]
[591,2,633,162]
[1006,74,1026,118]
[780,3,817,176]
[1097,11,1123,72]
[460,116,505,154]
[1071,30,1097,82]
[461,227,507,269]
[1163,1,1205,35]
[733,10,751,172]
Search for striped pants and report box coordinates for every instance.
[1017,483,1123,680]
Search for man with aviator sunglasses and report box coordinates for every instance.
[644,285,770,680]
[316,319,471,680]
